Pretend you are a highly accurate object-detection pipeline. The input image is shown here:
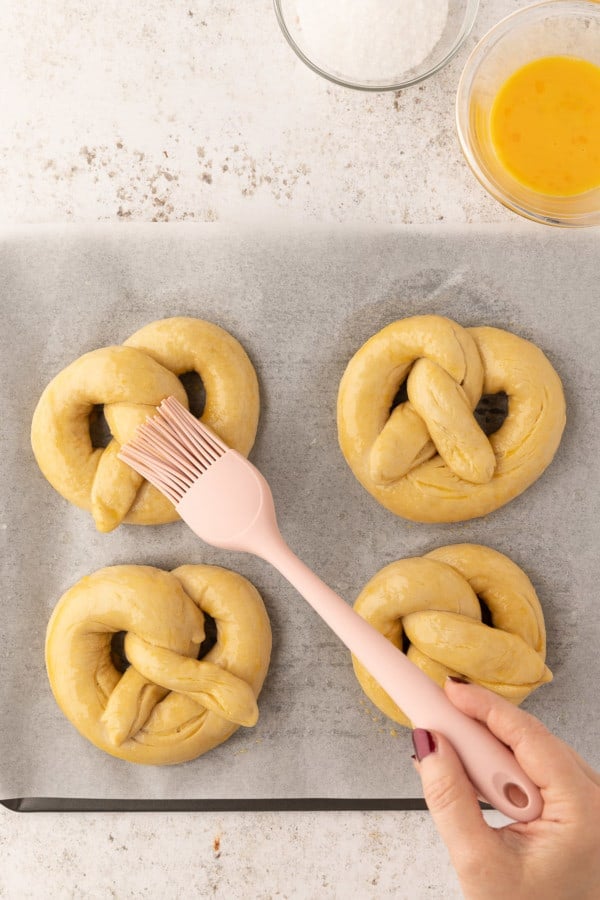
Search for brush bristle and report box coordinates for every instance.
[118,396,227,503]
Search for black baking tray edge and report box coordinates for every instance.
[1,797,492,813]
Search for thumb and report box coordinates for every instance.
[413,728,491,858]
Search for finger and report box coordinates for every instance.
[444,680,584,791]
[566,745,600,788]
[413,728,493,858]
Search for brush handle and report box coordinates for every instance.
[262,536,542,822]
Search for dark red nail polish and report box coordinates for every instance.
[412,728,436,761]
[447,675,469,684]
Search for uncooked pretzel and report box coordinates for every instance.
[337,315,566,522]
[31,317,259,531]
[46,564,272,765]
[352,544,552,728]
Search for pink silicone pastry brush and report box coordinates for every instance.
[118,396,542,822]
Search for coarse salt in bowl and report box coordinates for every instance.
[274,0,480,91]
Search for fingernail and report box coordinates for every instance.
[447,676,469,684]
[412,728,436,761]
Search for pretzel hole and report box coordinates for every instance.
[478,596,494,628]
[89,404,112,449]
[401,630,411,654]
[179,371,206,419]
[473,392,508,437]
[197,612,218,660]
[110,631,130,673]
[390,380,409,413]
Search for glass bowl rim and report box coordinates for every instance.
[455,0,600,228]
[273,0,481,92]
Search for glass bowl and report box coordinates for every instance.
[456,1,600,227]
[274,0,480,92]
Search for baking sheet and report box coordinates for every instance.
[1,223,599,807]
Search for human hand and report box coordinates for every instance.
[412,679,600,900]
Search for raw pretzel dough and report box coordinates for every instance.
[337,315,566,522]
[31,317,259,531]
[46,564,272,765]
[352,544,552,727]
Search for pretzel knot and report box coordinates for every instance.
[352,544,552,728]
[31,317,259,532]
[337,315,566,522]
[46,565,272,765]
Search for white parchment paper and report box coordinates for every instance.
[1,223,599,802]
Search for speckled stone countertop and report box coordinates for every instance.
[2,1,520,897]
